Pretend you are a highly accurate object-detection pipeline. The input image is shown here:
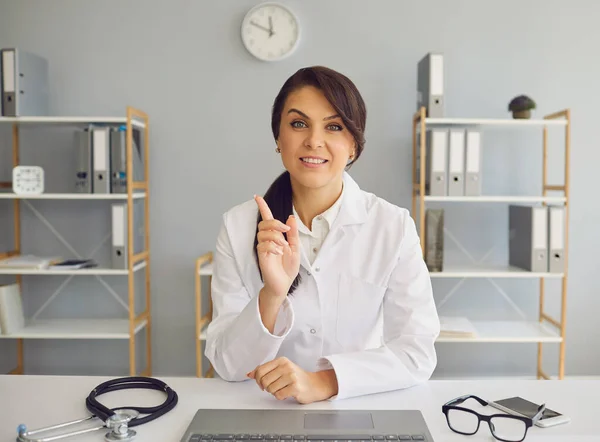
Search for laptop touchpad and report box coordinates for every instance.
[304,413,374,430]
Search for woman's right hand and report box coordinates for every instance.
[255,195,301,298]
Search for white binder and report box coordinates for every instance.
[112,203,127,269]
[548,206,565,273]
[1,48,49,116]
[448,130,465,196]
[92,127,111,194]
[417,52,444,117]
[416,129,448,196]
[111,201,145,269]
[0,283,25,335]
[465,130,482,196]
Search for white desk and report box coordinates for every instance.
[1,376,598,442]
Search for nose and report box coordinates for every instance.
[304,127,324,149]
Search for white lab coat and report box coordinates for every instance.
[205,172,440,400]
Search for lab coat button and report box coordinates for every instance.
[310,328,316,334]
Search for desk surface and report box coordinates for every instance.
[1,376,598,442]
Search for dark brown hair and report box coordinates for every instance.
[254,66,367,295]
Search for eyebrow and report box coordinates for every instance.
[287,108,340,121]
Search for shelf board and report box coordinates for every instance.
[0,192,146,200]
[0,116,145,129]
[436,320,562,343]
[198,262,213,276]
[0,318,147,339]
[429,264,563,278]
[423,196,566,203]
[0,261,147,275]
[422,117,567,127]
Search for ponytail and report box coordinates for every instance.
[254,170,302,295]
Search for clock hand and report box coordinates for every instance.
[268,16,274,37]
[250,20,271,34]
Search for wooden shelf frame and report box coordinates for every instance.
[411,106,570,380]
[1,106,152,377]
[195,251,215,378]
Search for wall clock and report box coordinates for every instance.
[13,165,44,195]
[241,2,301,62]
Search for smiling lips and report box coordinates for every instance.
[300,157,328,168]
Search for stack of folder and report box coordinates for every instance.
[508,204,565,273]
[74,125,144,194]
[416,128,482,197]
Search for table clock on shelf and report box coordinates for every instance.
[12,166,45,195]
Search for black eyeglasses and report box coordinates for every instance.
[442,394,545,442]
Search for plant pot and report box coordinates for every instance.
[512,109,531,119]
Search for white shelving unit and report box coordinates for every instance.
[0,107,152,377]
[412,107,571,380]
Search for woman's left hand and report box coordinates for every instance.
[247,357,338,404]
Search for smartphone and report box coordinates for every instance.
[489,396,571,428]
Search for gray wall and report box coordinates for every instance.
[1,0,598,379]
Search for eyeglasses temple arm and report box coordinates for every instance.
[532,404,546,422]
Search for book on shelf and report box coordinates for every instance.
[439,316,477,338]
[48,259,98,270]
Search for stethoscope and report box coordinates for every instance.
[16,376,178,442]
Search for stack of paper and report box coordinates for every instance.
[0,254,61,269]
[439,316,477,338]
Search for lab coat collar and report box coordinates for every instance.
[334,171,368,228]
[295,172,367,273]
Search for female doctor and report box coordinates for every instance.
[205,66,440,404]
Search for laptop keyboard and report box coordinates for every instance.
[189,435,426,442]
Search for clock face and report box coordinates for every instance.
[241,3,300,62]
[13,166,44,195]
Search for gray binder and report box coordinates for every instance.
[424,209,444,272]
[111,200,145,269]
[416,129,447,196]
[448,129,465,197]
[74,128,93,193]
[417,52,444,118]
[509,205,548,273]
[548,206,565,273]
[1,48,49,116]
[465,130,482,196]
[92,127,111,193]
[110,126,144,193]
[110,128,127,193]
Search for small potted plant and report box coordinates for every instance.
[508,95,536,119]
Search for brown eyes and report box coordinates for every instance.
[290,120,343,131]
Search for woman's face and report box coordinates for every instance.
[277,86,356,191]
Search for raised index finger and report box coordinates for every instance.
[254,195,274,221]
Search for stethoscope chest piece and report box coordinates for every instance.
[104,409,139,442]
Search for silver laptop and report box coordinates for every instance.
[180,409,436,442]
